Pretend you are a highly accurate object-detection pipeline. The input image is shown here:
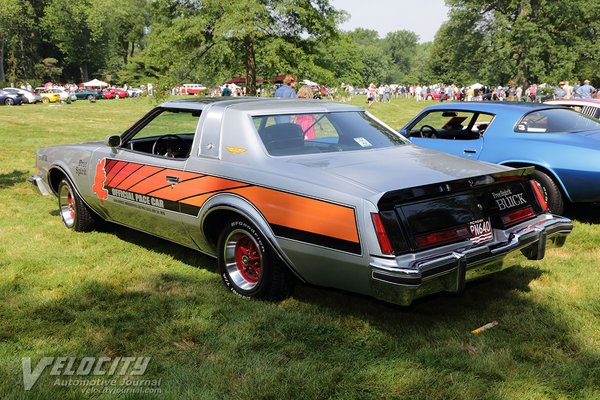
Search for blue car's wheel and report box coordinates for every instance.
[532,170,564,214]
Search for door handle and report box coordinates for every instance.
[166,175,180,185]
[463,149,477,154]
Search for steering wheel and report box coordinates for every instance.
[419,125,439,138]
[152,134,187,157]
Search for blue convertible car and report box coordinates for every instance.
[401,102,600,214]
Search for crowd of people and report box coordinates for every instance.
[363,80,598,105]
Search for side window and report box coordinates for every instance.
[516,111,549,133]
[409,111,485,139]
[124,109,200,158]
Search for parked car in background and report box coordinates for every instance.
[401,102,600,214]
[29,98,572,306]
[127,87,143,97]
[34,88,61,104]
[99,89,115,99]
[0,89,25,105]
[2,87,41,104]
[74,88,102,101]
[50,88,77,103]
[180,83,206,95]
[545,99,600,120]
[111,88,128,98]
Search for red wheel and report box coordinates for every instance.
[227,229,263,290]
[218,219,294,299]
[57,179,97,232]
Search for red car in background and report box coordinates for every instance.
[99,89,115,99]
[180,84,206,95]
[102,88,127,99]
[111,88,128,98]
[425,89,461,101]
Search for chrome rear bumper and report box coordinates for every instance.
[369,214,572,306]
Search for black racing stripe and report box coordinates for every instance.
[271,224,361,255]
[124,168,166,191]
[180,203,201,216]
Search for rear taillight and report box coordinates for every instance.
[500,206,535,226]
[530,180,549,211]
[415,225,470,249]
[371,213,394,255]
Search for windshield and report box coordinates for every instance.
[516,108,600,133]
[253,111,407,156]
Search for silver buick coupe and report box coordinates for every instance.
[29,98,572,305]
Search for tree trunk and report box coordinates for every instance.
[244,34,256,96]
[79,63,89,82]
[0,40,5,83]
[129,41,135,59]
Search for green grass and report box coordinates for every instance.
[1,97,599,399]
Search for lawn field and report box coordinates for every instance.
[1,96,599,399]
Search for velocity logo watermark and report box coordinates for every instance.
[22,356,160,394]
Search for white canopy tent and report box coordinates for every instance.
[83,79,108,87]
[470,83,484,89]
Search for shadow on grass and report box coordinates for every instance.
[563,203,600,224]
[0,170,28,188]
[99,222,217,273]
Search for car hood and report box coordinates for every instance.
[283,144,511,194]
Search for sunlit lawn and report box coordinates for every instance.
[0,96,599,399]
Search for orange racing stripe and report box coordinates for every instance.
[117,165,165,190]
[149,176,248,201]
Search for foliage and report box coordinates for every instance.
[34,58,63,83]
[436,0,600,86]
[1,0,598,88]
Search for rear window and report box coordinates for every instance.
[252,111,407,156]
[516,108,600,133]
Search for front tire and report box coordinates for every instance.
[218,219,294,300]
[58,179,96,232]
[4,98,14,105]
[42,97,49,104]
[532,170,564,214]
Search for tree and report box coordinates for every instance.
[141,0,343,94]
[0,0,34,83]
[438,0,600,86]
[42,0,110,82]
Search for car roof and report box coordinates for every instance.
[423,101,564,113]
[545,99,600,107]
[160,97,361,113]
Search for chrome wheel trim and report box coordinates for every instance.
[224,229,263,291]
[59,184,76,228]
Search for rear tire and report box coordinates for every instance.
[532,170,564,214]
[42,97,49,104]
[58,179,96,232]
[218,219,294,300]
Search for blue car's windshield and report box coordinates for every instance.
[516,108,600,134]
[253,111,408,156]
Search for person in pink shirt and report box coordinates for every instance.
[295,85,316,139]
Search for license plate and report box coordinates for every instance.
[469,218,493,245]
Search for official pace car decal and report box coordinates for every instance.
[93,158,360,254]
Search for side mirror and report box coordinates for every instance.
[106,135,121,148]
[399,128,409,137]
